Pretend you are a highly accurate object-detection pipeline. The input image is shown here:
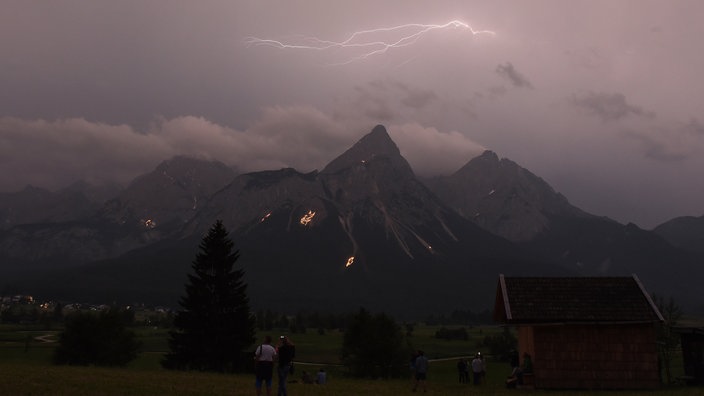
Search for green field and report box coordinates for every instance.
[0,323,700,395]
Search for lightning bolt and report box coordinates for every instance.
[245,20,495,65]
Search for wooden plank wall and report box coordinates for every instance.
[529,323,660,389]
[517,326,534,361]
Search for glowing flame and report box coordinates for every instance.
[300,210,316,226]
[346,256,355,267]
[143,219,156,228]
[260,212,272,223]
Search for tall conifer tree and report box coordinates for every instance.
[163,220,255,372]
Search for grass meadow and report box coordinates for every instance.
[1,323,701,396]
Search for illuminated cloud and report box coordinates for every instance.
[0,117,170,190]
[0,111,486,191]
[388,123,485,176]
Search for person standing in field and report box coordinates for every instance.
[276,336,295,396]
[409,351,419,384]
[316,368,327,384]
[254,335,277,396]
[412,350,428,392]
[457,358,469,383]
[472,352,485,385]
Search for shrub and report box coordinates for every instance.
[53,308,140,366]
[341,308,411,378]
[434,326,469,340]
[480,326,516,362]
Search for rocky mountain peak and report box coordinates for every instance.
[455,150,516,178]
[362,124,399,152]
[150,155,233,184]
[429,150,587,241]
[0,184,95,230]
[100,156,236,231]
[471,150,499,164]
[321,125,414,175]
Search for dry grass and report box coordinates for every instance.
[1,324,701,395]
[1,359,702,396]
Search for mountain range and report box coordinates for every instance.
[1,125,702,318]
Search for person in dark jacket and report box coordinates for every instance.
[412,350,428,392]
[457,358,469,383]
[276,336,295,396]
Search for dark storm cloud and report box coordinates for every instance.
[621,118,704,163]
[486,86,508,98]
[495,62,533,89]
[684,118,704,136]
[354,83,397,121]
[357,80,437,109]
[623,129,687,162]
[571,92,655,122]
[394,82,438,109]
[351,79,439,121]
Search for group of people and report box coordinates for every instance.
[253,335,296,396]
[300,368,326,384]
[457,352,486,385]
[415,349,533,391]
[256,337,532,394]
[412,349,491,392]
[454,350,536,389]
[253,335,327,396]
[457,352,487,385]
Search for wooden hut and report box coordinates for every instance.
[494,274,663,389]
[675,326,704,385]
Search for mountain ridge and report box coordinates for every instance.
[1,125,702,316]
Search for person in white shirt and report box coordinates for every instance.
[471,352,485,385]
[254,336,277,396]
[316,368,327,384]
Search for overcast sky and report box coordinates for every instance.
[2,0,703,229]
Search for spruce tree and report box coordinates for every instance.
[162,220,256,372]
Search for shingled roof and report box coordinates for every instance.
[494,274,663,324]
